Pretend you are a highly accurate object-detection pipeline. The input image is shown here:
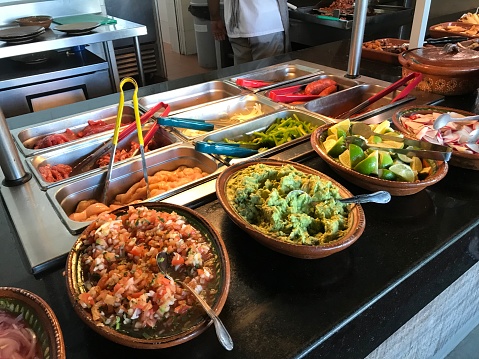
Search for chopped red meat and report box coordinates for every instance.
[77,120,115,138]
[38,163,73,183]
[33,129,78,149]
[96,142,144,167]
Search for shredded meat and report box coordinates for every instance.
[77,120,115,138]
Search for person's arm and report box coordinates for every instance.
[208,0,226,41]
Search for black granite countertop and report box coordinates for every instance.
[2,40,479,359]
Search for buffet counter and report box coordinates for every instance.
[1,39,479,359]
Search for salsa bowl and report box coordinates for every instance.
[65,202,230,349]
[0,287,65,359]
[216,158,366,259]
[392,105,479,170]
[310,122,449,195]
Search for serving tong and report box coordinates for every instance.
[101,77,150,204]
[337,72,423,119]
[348,123,452,161]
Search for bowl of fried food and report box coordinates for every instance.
[65,203,230,349]
[216,158,366,259]
[0,286,65,359]
[310,119,449,195]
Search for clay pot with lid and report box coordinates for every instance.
[399,45,479,96]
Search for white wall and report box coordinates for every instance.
[158,0,196,55]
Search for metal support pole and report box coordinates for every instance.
[346,0,369,78]
[409,0,431,49]
[0,108,31,186]
[133,36,146,86]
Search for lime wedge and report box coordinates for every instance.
[410,157,423,172]
[397,153,414,163]
[354,150,378,175]
[371,140,405,149]
[378,169,397,181]
[369,135,382,144]
[378,151,393,169]
[323,138,337,153]
[389,163,415,182]
[372,120,392,134]
[349,143,365,167]
[327,136,347,157]
[328,119,351,136]
[339,149,351,168]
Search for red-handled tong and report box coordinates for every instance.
[337,72,422,119]
[268,84,324,103]
[236,78,274,88]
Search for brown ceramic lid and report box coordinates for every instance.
[399,46,479,75]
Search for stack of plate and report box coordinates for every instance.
[54,22,101,35]
[0,25,45,44]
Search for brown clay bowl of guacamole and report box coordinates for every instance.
[216,158,365,259]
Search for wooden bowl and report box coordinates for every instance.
[399,46,479,96]
[310,123,449,196]
[65,203,230,349]
[216,158,366,259]
[16,15,53,29]
[0,287,66,359]
[392,105,479,170]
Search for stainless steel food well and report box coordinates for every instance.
[26,123,181,190]
[46,144,221,234]
[138,80,245,115]
[299,83,415,121]
[197,109,334,160]
[228,60,324,92]
[164,94,285,140]
[12,103,137,157]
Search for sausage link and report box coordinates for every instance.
[304,79,337,95]
[318,84,337,97]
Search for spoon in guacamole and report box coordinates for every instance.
[287,189,391,204]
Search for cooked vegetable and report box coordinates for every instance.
[223,114,318,148]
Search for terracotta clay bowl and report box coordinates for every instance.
[0,287,66,359]
[399,45,479,96]
[216,158,366,259]
[310,123,449,196]
[392,105,479,170]
[65,202,230,349]
[16,15,53,29]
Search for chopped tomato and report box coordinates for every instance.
[171,252,184,266]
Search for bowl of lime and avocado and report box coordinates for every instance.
[310,119,448,196]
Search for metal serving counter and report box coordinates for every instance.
[1,39,479,359]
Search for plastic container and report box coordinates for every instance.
[188,0,223,68]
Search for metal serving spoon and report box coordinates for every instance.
[156,252,233,351]
[433,113,479,130]
[286,190,391,204]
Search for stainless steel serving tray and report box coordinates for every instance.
[27,123,181,190]
[46,144,221,234]
[259,73,362,105]
[298,83,415,121]
[227,60,324,92]
[197,109,333,162]
[167,94,285,140]
[12,103,137,157]
[138,80,245,115]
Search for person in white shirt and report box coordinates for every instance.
[208,0,290,65]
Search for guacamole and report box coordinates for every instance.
[226,163,351,245]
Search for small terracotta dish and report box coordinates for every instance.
[16,15,53,29]
[65,202,230,349]
[0,286,66,359]
[392,105,479,170]
[216,158,366,259]
[310,123,449,195]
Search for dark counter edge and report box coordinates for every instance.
[3,40,479,359]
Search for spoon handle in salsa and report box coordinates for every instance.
[179,280,234,351]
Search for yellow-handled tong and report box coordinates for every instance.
[100,77,150,204]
